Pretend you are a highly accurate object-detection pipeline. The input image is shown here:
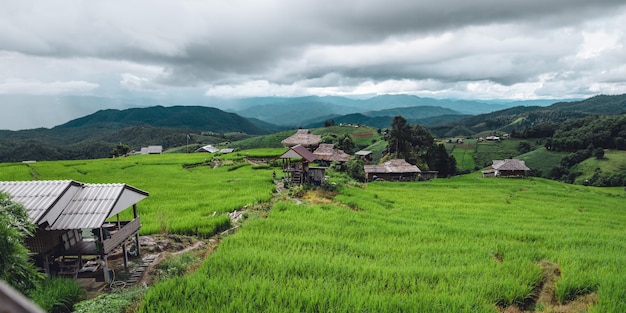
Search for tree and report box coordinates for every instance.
[346,158,365,181]
[0,192,43,294]
[386,116,413,159]
[338,134,355,154]
[594,147,605,159]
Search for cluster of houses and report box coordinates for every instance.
[277,129,441,184]
[278,129,530,184]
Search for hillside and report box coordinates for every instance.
[0,106,275,162]
[431,94,626,137]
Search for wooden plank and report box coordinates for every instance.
[103,217,140,254]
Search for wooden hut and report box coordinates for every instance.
[355,150,373,163]
[0,180,148,283]
[313,144,352,166]
[281,129,321,149]
[277,144,322,185]
[364,159,421,182]
[482,159,530,178]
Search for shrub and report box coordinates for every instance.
[74,286,146,313]
[29,277,86,313]
[154,252,200,281]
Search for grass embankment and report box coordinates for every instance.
[0,153,277,237]
[141,175,626,312]
[445,139,477,171]
[573,150,626,184]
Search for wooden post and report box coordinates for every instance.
[133,204,140,258]
[118,214,128,271]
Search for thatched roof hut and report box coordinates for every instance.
[281,129,321,148]
[313,144,352,163]
[364,159,421,182]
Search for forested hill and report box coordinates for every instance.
[57,105,269,135]
[430,94,626,137]
[0,106,275,162]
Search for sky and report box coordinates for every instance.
[1,0,626,130]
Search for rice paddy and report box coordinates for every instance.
[2,153,625,312]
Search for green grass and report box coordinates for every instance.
[518,147,568,177]
[0,153,277,237]
[446,139,477,171]
[573,150,626,184]
[140,175,626,312]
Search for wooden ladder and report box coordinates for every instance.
[58,256,80,279]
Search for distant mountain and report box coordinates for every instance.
[230,94,577,127]
[430,94,626,137]
[301,106,469,129]
[57,105,268,135]
[0,106,277,162]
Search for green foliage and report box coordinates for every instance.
[154,252,200,281]
[29,277,86,313]
[0,192,43,294]
[74,286,146,313]
[345,158,365,181]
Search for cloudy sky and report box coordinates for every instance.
[1,0,626,130]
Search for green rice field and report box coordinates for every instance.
[0,153,276,237]
[2,153,625,312]
[140,173,626,312]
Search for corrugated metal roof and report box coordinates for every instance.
[0,180,148,230]
[364,159,421,174]
[0,180,77,224]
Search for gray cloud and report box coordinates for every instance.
[0,0,624,119]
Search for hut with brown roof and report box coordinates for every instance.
[313,144,352,166]
[277,144,320,185]
[364,159,421,182]
[281,129,321,149]
[482,159,530,178]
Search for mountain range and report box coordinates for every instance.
[0,94,623,163]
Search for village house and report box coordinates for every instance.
[195,144,219,153]
[280,129,321,150]
[140,145,163,154]
[355,150,373,163]
[482,159,531,178]
[277,144,324,185]
[364,159,421,182]
[312,143,352,166]
[0,180,149,284]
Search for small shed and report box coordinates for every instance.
[0,180,149,283]
[281,129,321,149]
[140,145,163,154]
[355,150,373,163]
[364,159,421,182]
[482,159,530,178]
[313,144,352,166]
[196,144,219,153]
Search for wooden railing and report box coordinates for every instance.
[102,217,140,254]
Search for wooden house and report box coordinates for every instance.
[0,180,149,283]
[355,150,373,163]
[482,159,530,178]
[281,129,321,149]
[312,144,352,166]
[277,144,324,185]
[364,159,421,182]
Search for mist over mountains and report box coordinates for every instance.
[1,94,568,131]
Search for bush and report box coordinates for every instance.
[74,287,146,313]
[29,277,86,313]
[154,252,200,281]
